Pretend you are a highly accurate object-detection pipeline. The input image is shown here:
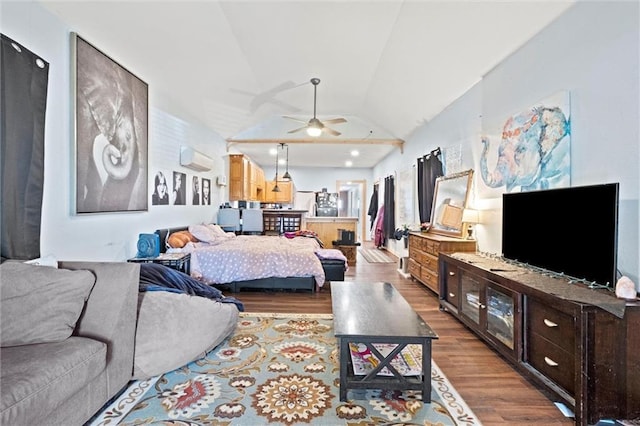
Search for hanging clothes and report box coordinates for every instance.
[367,184,379,230]
[374,205,385,248]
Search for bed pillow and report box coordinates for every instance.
[189,224,220,243]
[0,262,96,347]
[206,224,227,236]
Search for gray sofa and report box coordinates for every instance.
[0,261,139,426]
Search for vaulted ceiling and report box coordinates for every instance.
[39,0,574,168]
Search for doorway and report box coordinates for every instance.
[336,180,368,242]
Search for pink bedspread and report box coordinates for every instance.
[185,235,326,287]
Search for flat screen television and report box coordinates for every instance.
[502,183,619,287]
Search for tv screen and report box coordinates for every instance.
[502,183,619,287]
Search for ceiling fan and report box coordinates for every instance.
[284,78,346,137]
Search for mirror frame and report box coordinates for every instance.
[428,169,473,238]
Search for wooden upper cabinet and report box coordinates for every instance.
[228,154,264,201]
[263,180,294,203]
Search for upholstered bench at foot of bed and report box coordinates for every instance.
[321,259,346,281]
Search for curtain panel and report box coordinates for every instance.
[417,151,443,224]
[383,175,395,245]
[1,34,49,260]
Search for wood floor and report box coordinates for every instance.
[236,243,575,425]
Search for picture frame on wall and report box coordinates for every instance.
[73,32,148,213]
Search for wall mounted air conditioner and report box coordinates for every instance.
[180,146,213,172]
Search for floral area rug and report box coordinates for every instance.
[90,313,480,425]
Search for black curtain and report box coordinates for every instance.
[1,34,49,260]
[383,175,395,245]
[417,150,443,223]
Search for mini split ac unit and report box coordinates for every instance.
[180,146,213,172]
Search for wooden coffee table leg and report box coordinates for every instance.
[339,337,349,401]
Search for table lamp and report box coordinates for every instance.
[462,209,480,240]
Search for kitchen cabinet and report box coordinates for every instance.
[228,154,264,201]
[263,180,294,204]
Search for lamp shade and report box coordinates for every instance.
[462,209,480,224]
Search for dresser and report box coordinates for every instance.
[407,232,476,295]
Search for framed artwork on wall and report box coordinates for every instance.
[73,33,148,213]
[479,90,571,196]
[202,178,211,205]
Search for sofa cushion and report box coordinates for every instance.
[0,262,96,347]
[133,291,239,379]
[0,337,106,425]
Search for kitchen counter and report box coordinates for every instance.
[262,209,309,214]
[305,216,358,222]
[305,217,358,248]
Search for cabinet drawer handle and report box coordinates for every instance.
[544,356,559,367]
[449,292,456,298]
[448,271,455,276]
[543,319,558,328]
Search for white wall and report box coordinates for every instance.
[375,1,640,289]
[2,2,229,261]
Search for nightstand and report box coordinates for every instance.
[127,252,191,275]
[333,244,358,266]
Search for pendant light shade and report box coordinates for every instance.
[282,143,291,180]
[272,144,281,192]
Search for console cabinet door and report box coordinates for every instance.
[459,269,520,361]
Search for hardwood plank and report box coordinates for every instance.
[234,243,574,425]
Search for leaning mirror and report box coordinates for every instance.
[429,169,473,238]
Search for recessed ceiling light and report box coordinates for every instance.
[351,150,359,157]
[278,158,286,165]
[269,148,277,156]
[345,160,353,167]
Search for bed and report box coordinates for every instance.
[154,225,346,292]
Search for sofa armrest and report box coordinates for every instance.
[58,261,139,392]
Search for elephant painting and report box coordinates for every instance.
[480,102,570,193]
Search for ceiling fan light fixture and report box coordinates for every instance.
[307,126,322,137]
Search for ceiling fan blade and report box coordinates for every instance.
[323,117,347,124]
[283,116,308,124]
[287,125,308,134]
[323,127,341,137]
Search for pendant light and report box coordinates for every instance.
[272,144,281,192]
[282,143,291,180]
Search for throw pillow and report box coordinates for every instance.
[0,262,96,347]
[167,231,197,248]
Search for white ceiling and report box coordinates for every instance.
[39,0,574,168]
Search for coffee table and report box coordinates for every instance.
[331,281,438,401]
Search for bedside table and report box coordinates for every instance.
[333,244,358,266]
[127,252,191,275]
